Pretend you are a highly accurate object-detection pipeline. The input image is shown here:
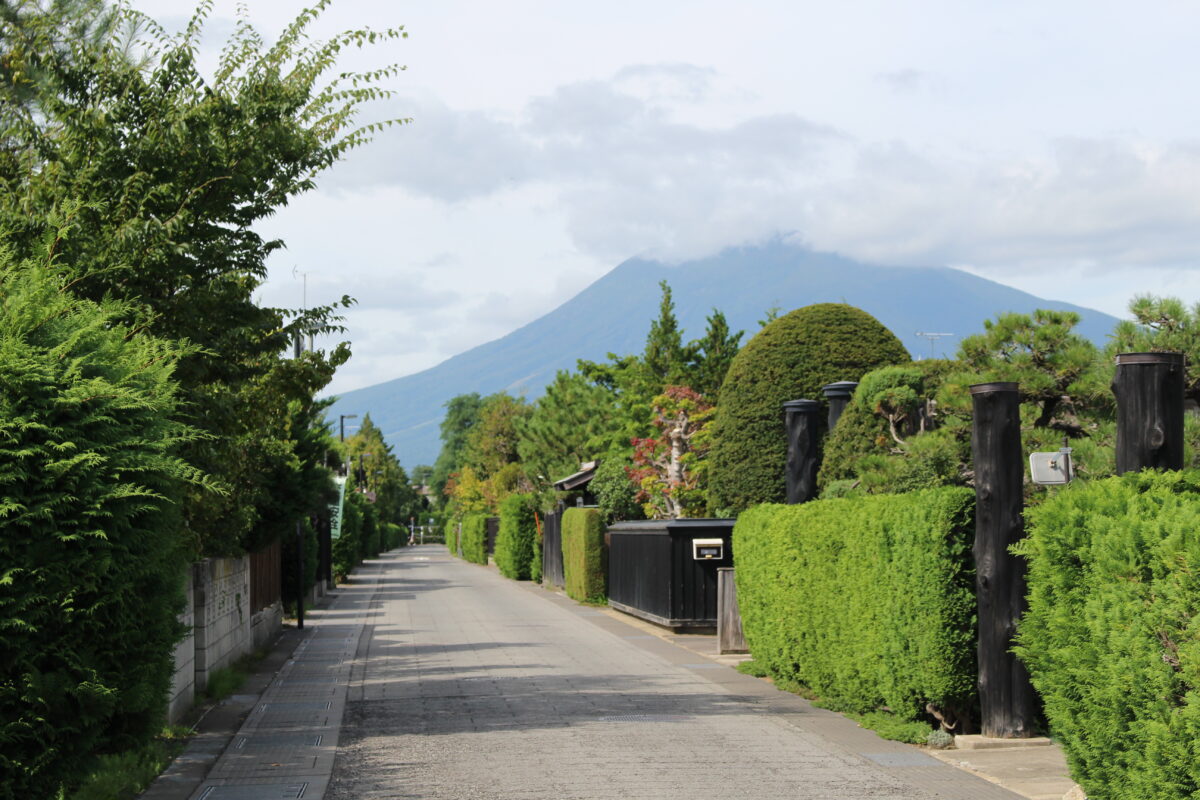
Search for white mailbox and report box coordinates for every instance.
[1029,447,1073,485]
[692,538,725,560]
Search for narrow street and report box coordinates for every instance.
[187,547,1022,800]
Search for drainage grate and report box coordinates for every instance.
[198,783,308,799]
[594,714,691,723]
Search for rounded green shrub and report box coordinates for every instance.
[708,303,910,513]
[460,514,488,564]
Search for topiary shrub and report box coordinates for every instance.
[495,493,539,580]
[460,514,488,564]
[1016,471,1200,799]
[562,508,606,603]
[0,260,201,797]
[445,518,458,555]
[734,488,976,724]
[708,303,909,513]
[591,454,645,525]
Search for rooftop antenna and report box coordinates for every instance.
[914,331,954,360]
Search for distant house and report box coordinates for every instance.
[553,460,599,506]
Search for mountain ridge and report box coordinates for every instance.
[327,242,1119,468]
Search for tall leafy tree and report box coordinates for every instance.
[516,370,621,486]
[686,308,743,399]
[0,1,407,553]
[643,279,687,384]
[431,392,484,503]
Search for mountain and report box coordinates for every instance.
[327,242,1120,468]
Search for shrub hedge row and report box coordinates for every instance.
[1016,471,1200,799]
[495,494,539,580]
[733,488,976,722]
[445,518,459,555]
[530,509,543,584]
[460,514,488,565]
[562,508,606,603]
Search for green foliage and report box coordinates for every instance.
[851,712,934,745]
[516,370,622,489]
[0,2,401,555]
[1109,294,1200,403]
[0,255,202,798]
[949,309,1110,433]
[495,494,538,580]
[281,518,319,608]
[342,415,424,531]
[591,454,645,525]
[432,393,484,503]
[685,309,744,400]
[1016,471,1200,799]
[562,508,606,603]
[459,514,488,565]
[733,489,976,724]
[65,727,189,800]
[444,517,459,555]
[736,660,770,678]
[709,303,910,513]
[332,490,362,581]
[529,510,543,584]
[643,280,687,384]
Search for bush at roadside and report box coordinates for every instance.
[1016,471,1200,800]
[495,494,539,580]
[734,488,976,725]
[562,508,606,603]
[460,514,488,564]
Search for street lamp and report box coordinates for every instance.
[339,413,358,442]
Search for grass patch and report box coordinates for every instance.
[735,659,769,677]
[64,726,191,800]
[849,711,935,744]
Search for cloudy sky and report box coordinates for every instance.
[149,0,1200,395]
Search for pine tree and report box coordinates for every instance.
[644,280,687,383]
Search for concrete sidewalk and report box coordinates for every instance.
[149,546,1075,799]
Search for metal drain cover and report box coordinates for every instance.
[198,783,308,799]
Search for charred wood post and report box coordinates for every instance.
[783,399,821,504]
[1113,352,1185,474]
[970,382,1035,738]
[822,381,859,431]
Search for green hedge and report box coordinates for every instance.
[562,508,606,603]
[733,488,976,721]
[0,262,198,797]
[1016,471,1200,799]
[460,514,488,564]
[709,303,909,514]
[445,518,458,555]
[496,494,538,580]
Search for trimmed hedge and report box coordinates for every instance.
[445,518,458,555]
[733,488,976,721]
[496,494,539,580]
[1016,471,1200,799]
[562,508,606,603]
[460,514,488,564]
[332,491,363,580]
[708,303,909,514]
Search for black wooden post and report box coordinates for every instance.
[1113,352,1185,474]
[970,382,1034,738]
[295,520,305,630]
[783,399,821,504]
[822,381,859,430]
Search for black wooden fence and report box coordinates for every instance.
[541,509,564,588]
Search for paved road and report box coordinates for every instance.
[318,546,1021,800]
